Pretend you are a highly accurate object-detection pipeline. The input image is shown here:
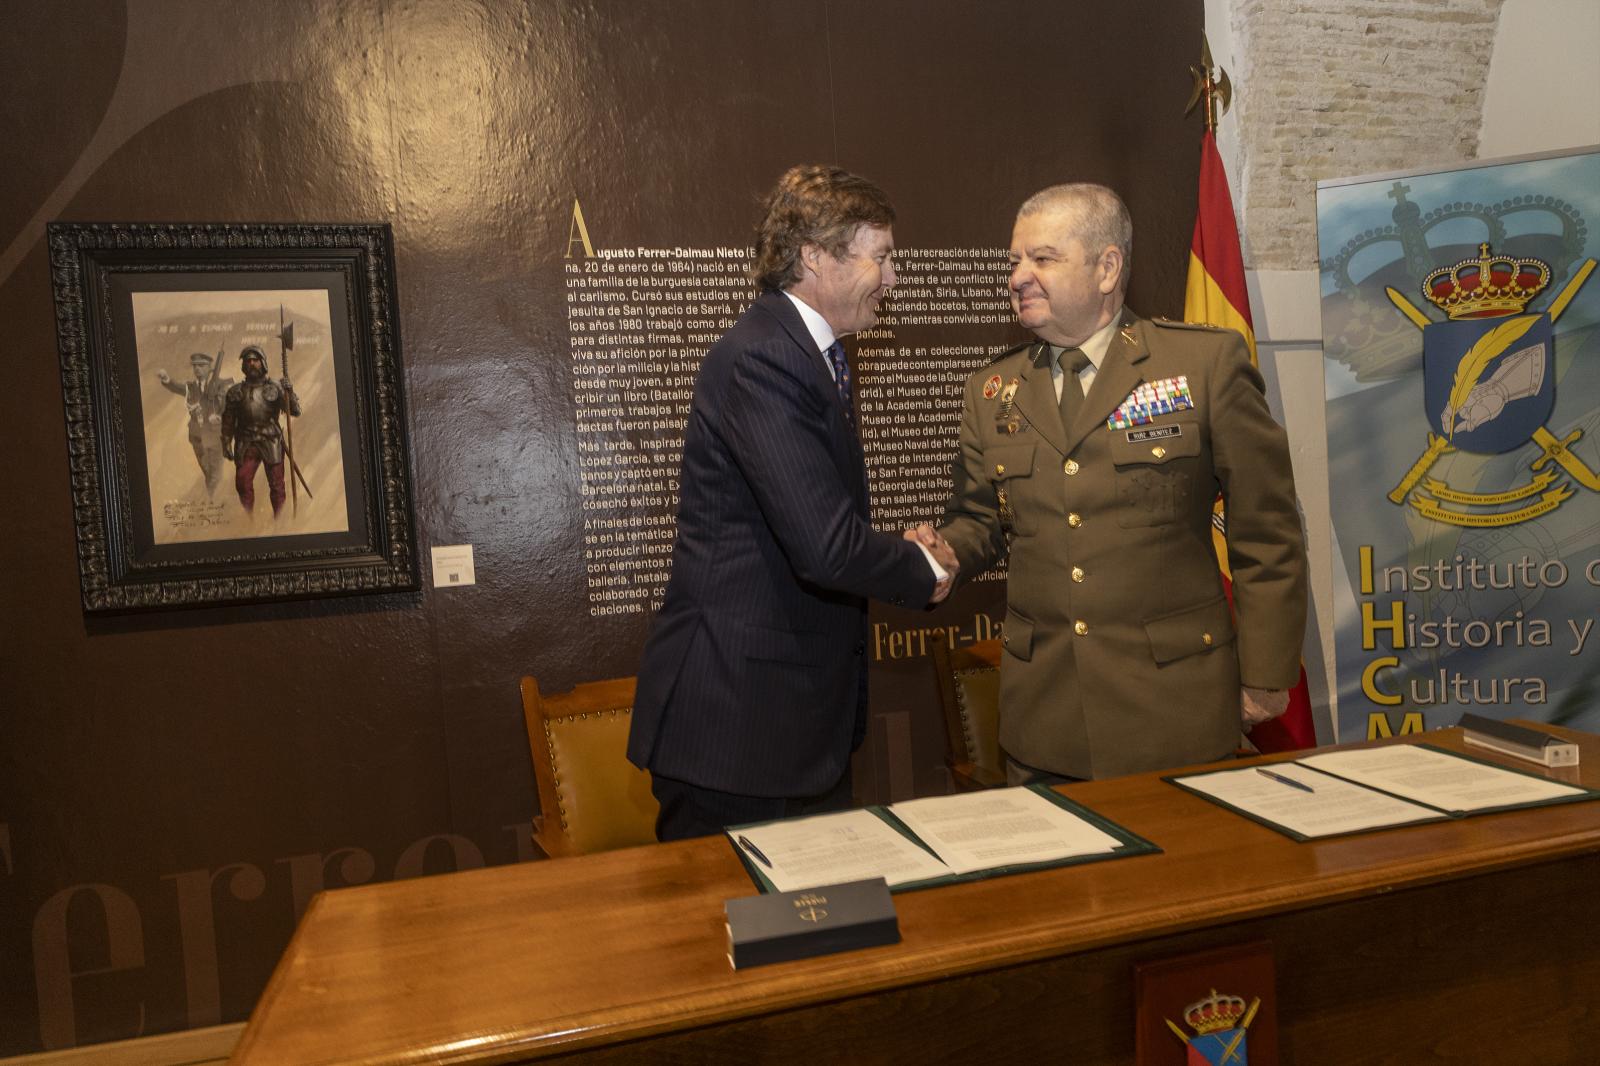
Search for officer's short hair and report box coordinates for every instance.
[1017,183,1133,282]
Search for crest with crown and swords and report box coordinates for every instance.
[1383,240,1597,527]
[1166,987,1260,1065]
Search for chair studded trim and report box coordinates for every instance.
[952,666,989,759]
[544,707,632,833]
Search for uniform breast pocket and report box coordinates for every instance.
[1109,417,1202,527]
[985,443,1037,536]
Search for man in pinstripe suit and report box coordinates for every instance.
[629,165,956,842]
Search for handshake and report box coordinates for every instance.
[904,523,960,604]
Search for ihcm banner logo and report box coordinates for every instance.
[1317,149,1600,741]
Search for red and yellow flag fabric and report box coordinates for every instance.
[1184,129,1315,752]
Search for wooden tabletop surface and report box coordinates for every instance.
[231,725,1600,1065]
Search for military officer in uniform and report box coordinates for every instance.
[932,183,1307,783]
[157,351,230,498]
[220,345,301,516]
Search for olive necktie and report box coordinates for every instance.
[1058,346,1091,435]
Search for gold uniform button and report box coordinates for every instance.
[1152,446,1166,458]
[996,463,1006,475]
[1002,634,1011,645]
[1202,632,1213,646]
[1071,567,1085,582]
[1064,459,1079,475]
[1073,620,1089,636]
[1067,512,1082,528]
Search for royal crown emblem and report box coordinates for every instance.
[1318,182,1585,381]
[1422,243,1551,319]
[1183,988,1248,1036]
[1165,984,1262,1064]
[1380,237,1597,527]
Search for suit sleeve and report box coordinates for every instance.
[936,370,1008,581]
[721,336,935,605]
[1208,333,1308,690]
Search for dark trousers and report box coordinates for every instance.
[650,770,855,843]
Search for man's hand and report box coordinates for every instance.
[905,523,959,604]
[157,369,171,384]
[1240,686,1290,727]
[907,522,959,573]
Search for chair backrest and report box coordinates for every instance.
[519,676,659,857]
[930,639,1006,790]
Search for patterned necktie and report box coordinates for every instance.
[826,341,856,434]
[1058,346,1091,434]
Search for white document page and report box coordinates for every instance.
[886,787,1123,875]
[1174,763,1448,838]
[1298,745,1586,813]
[730,809,951,893]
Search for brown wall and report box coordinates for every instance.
[0,0,1201,1052]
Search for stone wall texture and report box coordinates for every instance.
[1231,0,1505,268]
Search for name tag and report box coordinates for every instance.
[1126,425,1181,443]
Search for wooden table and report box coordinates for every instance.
[232,727,1600,1064]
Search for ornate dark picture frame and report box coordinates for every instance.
[47,222,418,612]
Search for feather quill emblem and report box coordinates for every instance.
[1445,315,1540,440]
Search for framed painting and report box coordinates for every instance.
[47,222,418,611]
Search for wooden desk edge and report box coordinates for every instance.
[234,727,1600,1064]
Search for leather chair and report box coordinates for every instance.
[930,639,1007,790]
[519,676,660,857]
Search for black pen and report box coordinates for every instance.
[1255,767,1315,793]
[736,834,773,868]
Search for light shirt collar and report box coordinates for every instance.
[1078,314,1120,368]
[1050,314,1119,371]
[782,290,839,377]
[1049,314,1121,396]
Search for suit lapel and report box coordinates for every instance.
[758,290,817,354]
[1065,312,1149,454]
[1013,342,1068,457]
[755,291,869,500]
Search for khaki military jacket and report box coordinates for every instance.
[939,311,1307,779]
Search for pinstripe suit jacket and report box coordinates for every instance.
[628,290,935,797]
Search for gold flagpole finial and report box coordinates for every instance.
[1185,33,1233,131]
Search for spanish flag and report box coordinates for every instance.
[1184,129,1315,752]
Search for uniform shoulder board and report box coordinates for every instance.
[1151,316,1227,332]
[985,340,1033,365]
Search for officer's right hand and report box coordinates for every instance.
[157,369,171,384]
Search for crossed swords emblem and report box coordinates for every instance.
[1166,996,1259,1064]
[1383,258,1599,526]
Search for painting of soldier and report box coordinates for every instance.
[132,288,350,544]
[221,344,302,516]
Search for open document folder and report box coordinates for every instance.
[728,785,1159,894]
[1167,743,1598,842]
